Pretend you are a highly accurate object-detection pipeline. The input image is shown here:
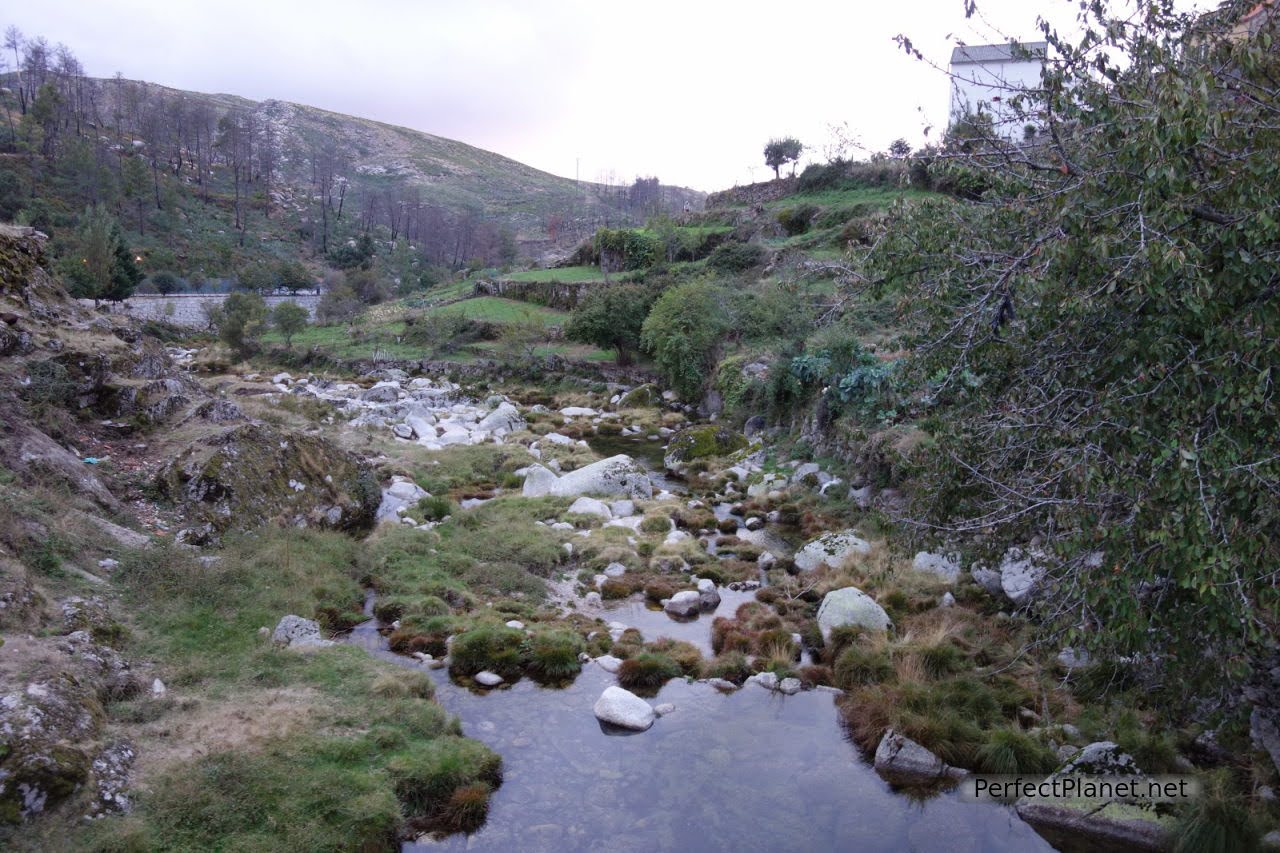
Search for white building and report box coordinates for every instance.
[948,42,1048,141]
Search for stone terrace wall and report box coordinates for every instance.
[704,177,798,209]
[83,294,322,328]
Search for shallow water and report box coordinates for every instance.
[346,604,1053,853]
[592,587,758,655]
[585,434,685,494]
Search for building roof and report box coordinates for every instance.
[950,42,1048,65]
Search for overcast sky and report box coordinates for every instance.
[6,0,1207,192]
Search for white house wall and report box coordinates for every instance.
[949,59,1045,139]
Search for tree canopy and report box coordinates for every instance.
[764,137,803,180]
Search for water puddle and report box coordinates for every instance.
[585,434,685,495]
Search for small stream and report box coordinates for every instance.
[347,594,1052,853]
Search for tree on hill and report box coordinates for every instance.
[236,263,276,295]
[149,271,181,295]
[59,204,141,302]
[565,284,653,366]
[764,137,803,180]
[888,138,912,159]
[271,301,309,348]
[276,259,314,295]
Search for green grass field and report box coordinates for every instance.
[765,186,933,210]
[499,265,606,283]
[426,297,569,327]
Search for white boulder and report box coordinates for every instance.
[567,497,612,520]
[794,531,872,572]
[593,686,656,731]
[816,587,891,641]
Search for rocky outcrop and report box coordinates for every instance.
[156,423,380,542]
[0,632,143,823]
[0,415,121,512]
[816,587,891,641]
[521,455,653,499]
[663,425,749,471]
[271,615,334,649]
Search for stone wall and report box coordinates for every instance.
[83,294,323,328]
[472,278,596,311]
[705,177,798,209]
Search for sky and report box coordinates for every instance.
[4,0,1208,192]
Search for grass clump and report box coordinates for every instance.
[975,728,1059,775]
[448,626,526,680]
[706,652,754,684]
[617,652,682,693]
[1172,770,1259,853]
[524,630,585,683]
[834,643,894,689]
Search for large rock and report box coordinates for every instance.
[272,614,334,648]
[617,384,660,408]
[0,418,120,511]
[912,551,961,583]
[874,729,967,786]
[567,497,612,520]
[361,382,401,403]
[664,590,702,618]
[817,587,891,641]
[156,423,380,542]
[476,401,525,436]
[1056,741,1142,777]
[663,425,749,470]
[377,476,429,522]
[593,686,656,731]
[1000,547,1048,605]
[521,455,653,499]
[793,531,872,572]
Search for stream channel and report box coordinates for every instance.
[343,431,1055,851]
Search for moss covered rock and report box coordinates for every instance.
[618,384,661,408]
[156,423,380,543]
[663,425,749,471]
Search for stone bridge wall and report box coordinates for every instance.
[83,294,323,328]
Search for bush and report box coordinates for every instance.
[595,228,662,271]
[706,241,766,273]
[776,205,818,236]
[975,728,1058,775]
[640,281,728,399]
[834,644,894,688]
[416,495,456,522]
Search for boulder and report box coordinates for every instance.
[778,678,802,695]
[521,455,653,499]
[271,614,333,648]
[816,587,891,641]
[696,578,721,610]
[617,384,660,408]
[1056,741,1142,776]
[594,655,623,673]
[1000,547,1048,605]
[543,433,575,446]
[971,566,1005,597]
[874,730,967,786]
[476,401,526,436]
[1015,803,1169,853]
[663,425,749,470]
[664,590,702,618]
[474,671,504,687]
[794,531,872,572]
[560,406,597,417]
[567,497,612,520]
[912,551,961,583]
[593,686,655,731]
[361,382,400,403]
[392,423,413,439]
[610,499,636,518]
[405,415,436,439]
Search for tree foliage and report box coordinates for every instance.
[58,204,140,301]
[640,281,727,399]
[868,0,1280,692]
[565,284,652,365]
[271,301,309,348]
[218,291,267,357]
[763,137,803,180]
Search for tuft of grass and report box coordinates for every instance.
[448,626,526,680]
[524,630,585,683]
[834,644,894,689]
[617,652,683,693]
[1172,770,1259,853]
[705,652,754,684]
[975,728,1059,775]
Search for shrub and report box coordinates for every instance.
[640,281,729,399]
[705,652,754,684]
[706,241,765,273]
[776,205,818,236]
[416,495,456,522]
[834,644,894,688]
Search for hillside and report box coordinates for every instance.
[0,61,702,284]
